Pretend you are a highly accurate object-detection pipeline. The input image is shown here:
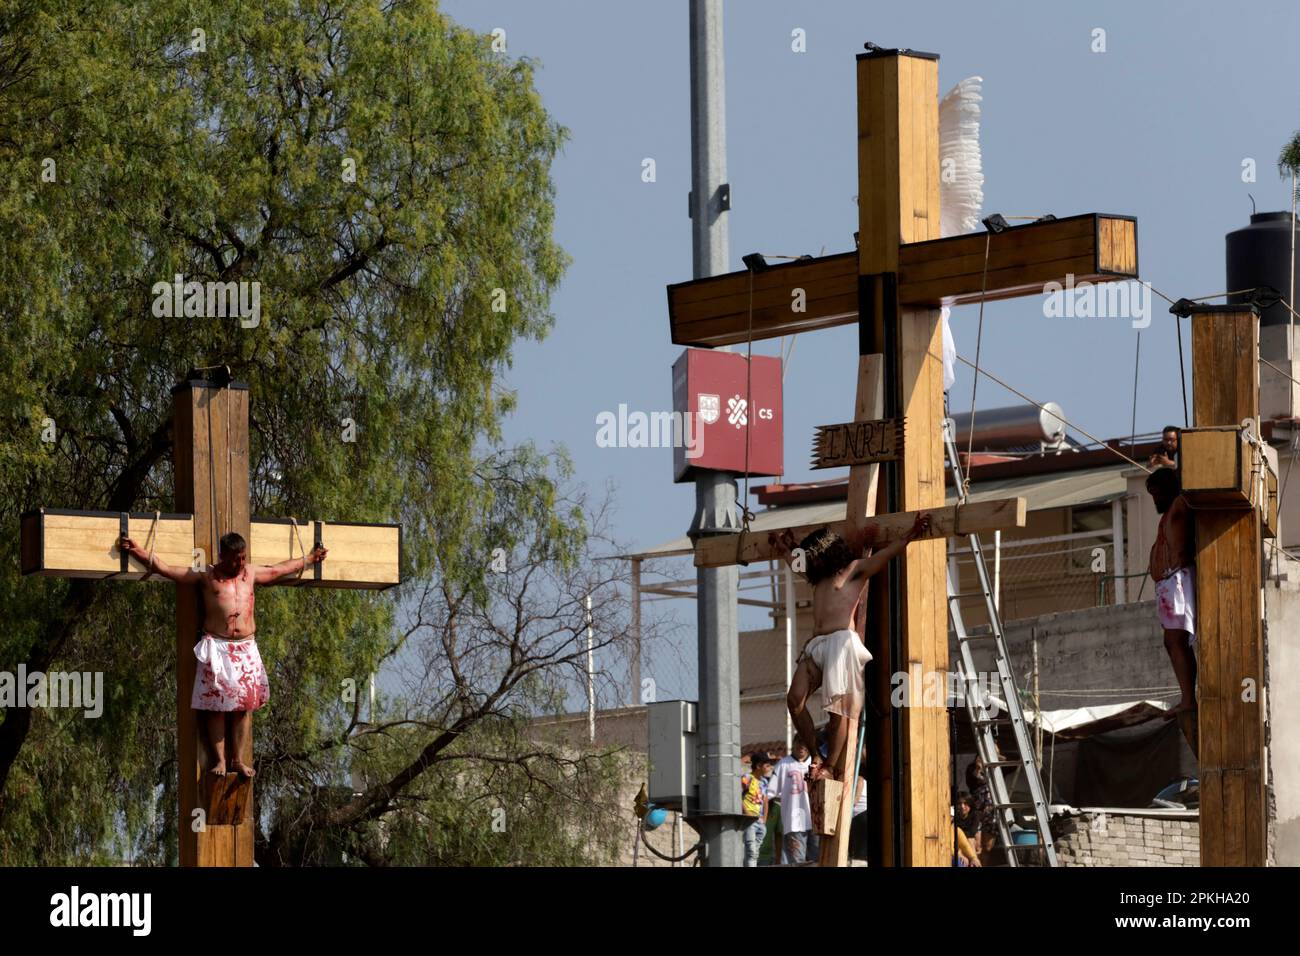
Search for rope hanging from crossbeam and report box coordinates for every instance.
[139,510,161,582]
[290,516,308,580]
[734,267,758,567]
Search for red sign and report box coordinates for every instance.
[672,349,784,482]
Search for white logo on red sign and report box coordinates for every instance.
[727,395,748,428]
[698,393,720,425]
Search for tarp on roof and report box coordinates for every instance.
[624,462,1131,560]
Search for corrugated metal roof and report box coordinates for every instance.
[624,462,1132,560]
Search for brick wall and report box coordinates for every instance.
[1054,810,1199,866]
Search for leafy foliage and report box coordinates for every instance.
[0,0,645,867]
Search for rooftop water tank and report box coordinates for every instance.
[1226,211,1300,327]
[949,403,1067,451]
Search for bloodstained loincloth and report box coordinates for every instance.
[192,633,270,712]
[1155,566,1196,643]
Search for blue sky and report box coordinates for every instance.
[439,0,1300,700]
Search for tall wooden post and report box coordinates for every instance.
[172,377,253,867]
[856,48,949,867]
[1188,307,1267,866]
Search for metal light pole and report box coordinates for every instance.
[687,0,743,867]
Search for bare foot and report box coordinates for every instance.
[208,763,227,779]
[231,760,256,780]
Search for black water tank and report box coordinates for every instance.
[1226,211,1300,327]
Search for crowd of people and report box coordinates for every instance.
[741,747,1006,868]
[740,738,869,867]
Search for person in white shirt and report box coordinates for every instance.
[769,740,819,864]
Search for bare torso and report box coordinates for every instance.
[1149,501,1193,582]
[811,573,867,635]
[202,565,256,638]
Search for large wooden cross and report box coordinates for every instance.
[20,372,400,867]
[666,47,1138,866]
[1177,305,1274,866]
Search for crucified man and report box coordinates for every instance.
[118,531,326,779]
[770,512,931,784]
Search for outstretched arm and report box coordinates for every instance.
[254,544,328,584]
[843,513,931,585]
[118,537,202,584]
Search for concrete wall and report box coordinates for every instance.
[1055,810,1199,867]
[949,599,1177,713]
[1264,579,1300,865]
[739,626,825,749]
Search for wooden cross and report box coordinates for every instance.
[20,372,400,867]
[665,47,1139,866]
[1175,306,1272,866]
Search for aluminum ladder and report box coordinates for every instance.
[943,417,1058,867]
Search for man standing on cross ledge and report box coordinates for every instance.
[118,531,327,780]
[770,512,931,783]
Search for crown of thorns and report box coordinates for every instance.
[801,528,846,559]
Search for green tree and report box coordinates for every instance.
[0,0,593,864]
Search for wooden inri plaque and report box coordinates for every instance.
[811,417,905,470]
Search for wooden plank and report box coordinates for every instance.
[1180,428,1249,505]
[1200,769,1222,866]
[1223,769,1246,866]
[173,384,202,869]
[20,511,195,579]
[827,716,860,866]
[811,777,845,835]
[666,214,1139,347]
[812,417,903,470]
[235,817,255,867]
[174,381,254,868]
[1189,307,1266,867]
[669,251,856,309]
[197,825,216,867]
[1192,311,1258,425]
[857,52,902,273]
[250,518,401,589]
[894,50,948,868]
[845,356,885,525]
[205,772,250,825]
[692,497,1026,568]
[900,232,1096,281]
[899,306,950,867]
[1099,217,1137,273]
[818,357,883,868]
[210,824,233,869]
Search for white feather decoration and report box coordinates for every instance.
[938,76,985,238]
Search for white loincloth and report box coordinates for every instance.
[1155,567,1196,643]
[801,628,873,718]
[192,634,270,712]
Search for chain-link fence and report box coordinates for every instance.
[948,529,1120,629]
